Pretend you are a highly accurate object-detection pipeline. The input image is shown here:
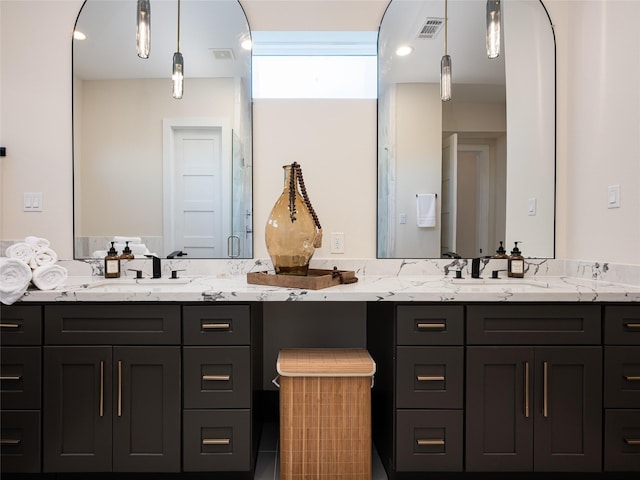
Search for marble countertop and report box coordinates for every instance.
[17,273,640,303]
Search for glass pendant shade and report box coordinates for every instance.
[136,0,150,59]
[486,0,501,59]
[440,54,452,102]
[172,52,184,99]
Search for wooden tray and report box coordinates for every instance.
[246,268,357,290]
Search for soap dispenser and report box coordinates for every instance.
[508,241,525,278]
[120,241,134,260]
[494,241,508,259]
[104,242,121,278]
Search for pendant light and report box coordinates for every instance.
[136,0,150,59]
[486,0,501,59]
[172,0,184,99]
[440,0,452,102]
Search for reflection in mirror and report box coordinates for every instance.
[73,0,253,259]
[378,0,555,259]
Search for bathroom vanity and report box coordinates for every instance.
[1,274,639,478]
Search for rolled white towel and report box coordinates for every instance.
[5,242,35,264]
[113,236,142,245]
[31,264,68,291]
[24,236,51,251]
[29,247,58,269]
[0,257,32,305]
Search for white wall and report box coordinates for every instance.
[1,0,639,266]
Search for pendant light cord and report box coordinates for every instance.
[444,0,448,55]
[177,0,181,53]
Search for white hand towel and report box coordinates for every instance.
[29,247,58,269]
[113,236,143,245]
[31,264,68,291]
[416,193,437,227]
[5,242,35,264]
[0,257,32,305]
[24,236,51,251]
[113,242,149,255]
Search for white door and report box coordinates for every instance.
[163,119,231,257]
[441,133,458,257]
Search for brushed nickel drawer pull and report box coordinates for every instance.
[117,360,122,417]
[417,375,445,381]
[543,361,549,418]
[524,361,530,418]
[203,438,230,445]
[202,323,231,330]
[0,439,21,446]
[625,438,640,445]
[203,375,230,381]
[417,439,445,446]
[0,323,20,329]
[624,323,640,329]
[417,323,446,330]
[624,375,640,381]
[0,376,22,381]
[99,360,104,418]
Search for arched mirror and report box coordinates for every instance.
[73,0,253,259]
[377,0,555,259]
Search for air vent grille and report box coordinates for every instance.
[418,17,444,39]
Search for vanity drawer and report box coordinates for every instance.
[467,304,601,345]
[604,410,640,471]
[605,346,640,408]
[183,409,251,472]
[183,305,250,345]
[396,347,463,409]
[0,410,41,473]
[396,409,462,472]
[397,305,464,345]
[0,305,42,346]
[183,346,250,409]
[0,347,41,410]
[605,306,640,345]
[44,304,180,345]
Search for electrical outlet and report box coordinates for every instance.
[331,232,345,254]
[24,192,43,212]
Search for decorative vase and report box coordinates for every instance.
[265,162,322,275]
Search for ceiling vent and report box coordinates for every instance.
[210,48,236,60]
[418,17,444,39]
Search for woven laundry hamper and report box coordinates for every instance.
[276,348,376,480]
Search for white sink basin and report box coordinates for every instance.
[86,277,191,289]
[450,277,549,288]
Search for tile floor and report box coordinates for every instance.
[254,422,388,480]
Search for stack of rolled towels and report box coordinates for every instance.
[1,236,68,305]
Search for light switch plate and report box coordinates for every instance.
[607,185,620,209]
[24,192,43,212]
[399,213,407,224]
[528,197,537,216]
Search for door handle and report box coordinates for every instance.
[543,361,549,418]
[99,360,104,417]
[202,375,230,381]
[0,375,22,381]
[203,438,230,445]
[417,375,445,381]
[117,360,122,417]
[417,439,445,446]
[524,361,530,418]
[202,323,231,330]
[417,322,446,330]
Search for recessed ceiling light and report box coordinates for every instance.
[73,30,87,41]
[396,45,413,56]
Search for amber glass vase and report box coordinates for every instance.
[265,164,321,275]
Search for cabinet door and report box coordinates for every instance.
[112,346,180,472]
[533,346,602,472]
[466,346,533,471]
[43,346,113,472]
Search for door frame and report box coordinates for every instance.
[162,118,232,257]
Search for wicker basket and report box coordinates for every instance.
[276,349,376,480]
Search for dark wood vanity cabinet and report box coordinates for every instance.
[42,304,181,472]
[0,305,42,473]
[604,305,640,471]
[466,305,603,472]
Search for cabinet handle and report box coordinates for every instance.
[624,375,640,381]
[417,322,446,330]
[417,439,445,446]
[0,375,22,381]
[0,323,20,329]
[202,323,231,330]
[203,438,230,445]
[543,361,549,418]
[117,360,122,417]
[0,439,21,446]
[625,439,640,445]
[99,360,104,418]
[203,375,230,381]
[417,375,445,381]
[624,323,640,329]
[524,361,530,418]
